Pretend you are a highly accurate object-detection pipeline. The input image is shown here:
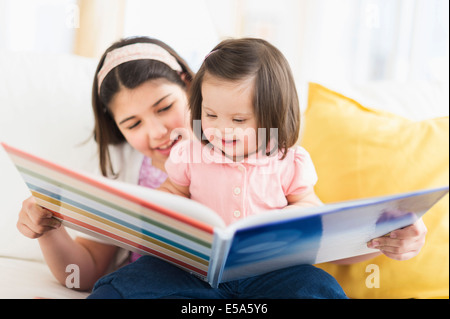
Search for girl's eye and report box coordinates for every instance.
[206,113,217,118]
[233,119,246,123]
[128,121,141,129]
[158,103,173,113]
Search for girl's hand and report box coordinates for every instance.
[17,196,61,239]
[367,218,427,261]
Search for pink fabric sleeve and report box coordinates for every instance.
[164,140,191,186]
[284,147,318,196]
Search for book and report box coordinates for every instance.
[2,142,448,288]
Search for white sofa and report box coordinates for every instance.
[0,50,448,299]
[0,51,98,299]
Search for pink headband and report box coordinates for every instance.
[97,42,183,93]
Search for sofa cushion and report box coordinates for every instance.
[301,83,449,298]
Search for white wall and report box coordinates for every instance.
[1,0,448,112]
[0,0,78,54]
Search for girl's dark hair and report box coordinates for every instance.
[92,36,194,177]
[189,38,300,159]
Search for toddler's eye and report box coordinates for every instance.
[233,118,246,123]
[206,113,217,118]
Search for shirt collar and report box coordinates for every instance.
[200,140,280,166]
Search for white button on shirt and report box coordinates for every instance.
[233,167,243,219]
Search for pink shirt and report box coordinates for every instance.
[138,156,168,189]
[165,139,318,225]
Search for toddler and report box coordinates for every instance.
[160,38,322,225]
[88,38,347,299]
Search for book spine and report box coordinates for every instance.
[207,228,234,288]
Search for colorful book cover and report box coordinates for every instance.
[2,142,448,288]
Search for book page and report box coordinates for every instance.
[219,187,448,283]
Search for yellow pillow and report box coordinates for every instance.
[301,83,449,299]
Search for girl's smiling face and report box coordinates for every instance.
[201,74,258,160]
[109,78,190,170]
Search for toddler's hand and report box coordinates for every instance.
[17,196,61,239]
[367,218,427,261]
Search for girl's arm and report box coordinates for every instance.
[38,227,118,290]
[18,196,118,291]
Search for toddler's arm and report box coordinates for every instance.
[285,188,323,209]
[158,178,190,198]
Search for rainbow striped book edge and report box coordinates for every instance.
[1,142,221,282]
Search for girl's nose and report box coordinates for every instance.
[146,119,168,141]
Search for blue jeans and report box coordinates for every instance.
[87,255,347,299]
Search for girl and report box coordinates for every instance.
[17,36,194,290]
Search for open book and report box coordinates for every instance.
[2,142,448,288]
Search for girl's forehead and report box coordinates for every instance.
[110,79,186,113]
[116,79,183,101]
